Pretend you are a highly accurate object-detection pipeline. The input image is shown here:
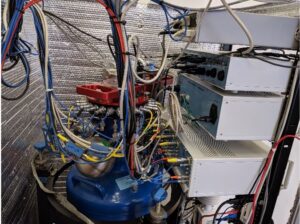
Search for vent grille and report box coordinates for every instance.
[181,121,236,158]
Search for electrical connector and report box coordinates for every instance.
[166,158,188,163]
[240,202,252,224]
[65,141,84,157]
[159,142,179,147]
[91,143,110,153]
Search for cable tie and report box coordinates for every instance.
[114,20,126,25]
[122,51,132,56]
[109,15,117,20]
[46,89,53,92]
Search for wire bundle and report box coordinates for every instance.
[1,0,31,100]
[248,135,300,224]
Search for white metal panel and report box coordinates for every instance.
[155,0,266,10]
[180,74,285,140]
[189,160,264,197]
[196,11,299,49]
[181,49,292,92]
[225,57,291,92]
[216,94,284,140]
[178,123,268,197]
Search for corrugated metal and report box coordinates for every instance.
[1,0,297,223]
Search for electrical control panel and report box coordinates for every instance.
[177,121,268,197]
[177,49,292,92]
[178,73,284,141]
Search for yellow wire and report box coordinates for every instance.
[83,154,101,162]
[143,110,153,132]
[49,143,56,152]
[136,110,156,144]
[57,134,69,143]
[105,142,123,160]
[57,129,124,162]
[159,142,178,147]
[60,153,66,163]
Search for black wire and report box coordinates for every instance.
[1,77,30,101]
[106,34,116,60]
[43,10,105,43]
[217,206,234,224]
[2,56,20,71]
[249,55,300,69]
[2,0,30,100]
[2,54,31,101]
[248,159,268,195]
[212,199,235,224]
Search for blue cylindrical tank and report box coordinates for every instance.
[66,158,161,222]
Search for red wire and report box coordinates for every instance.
[1,15,22,68]
[23,0,41,10]
[95,0,135,106]
[96,0,125,60]
[250,134,300,224]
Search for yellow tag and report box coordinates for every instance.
[60,153,66,163]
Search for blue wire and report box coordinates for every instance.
[160,4,188,42]
[2,0,32,89]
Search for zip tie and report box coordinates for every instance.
[46,89,53,92]
[114,20,126,25]
[122,51,133,56]
[109,15,117,20]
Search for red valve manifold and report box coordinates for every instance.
[76,76,173,106]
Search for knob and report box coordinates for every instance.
[198,67,206,75]
[217,70,225,81]
[210,68,217,78]
[206,70,211,76]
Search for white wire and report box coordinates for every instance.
[245,210,253,224]
[33,5,93,149]
[131,36,171,84]
[3,0,9,31]
[219,0,254,54]
[115,0,139,154]
[168,0,213,67]
[169,92,184,134]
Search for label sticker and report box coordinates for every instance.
[115,175,137,191]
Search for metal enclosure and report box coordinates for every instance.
[179,74,284,140]
[196,11,299,49]
[185,49,292,92]
[178,122,268,197]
